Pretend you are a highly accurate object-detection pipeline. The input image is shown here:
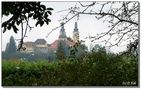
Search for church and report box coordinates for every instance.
[21,22,80,54]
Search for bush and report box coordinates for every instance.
[2,50,138,86]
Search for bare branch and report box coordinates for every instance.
[79,2,96,7]
[49,1,139,50]
[17,15,34,51]
[74,11,138,26]
[90,21,120,41]
[46,2,95,38]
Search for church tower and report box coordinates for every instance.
[59,22,67,41]
[73,22,79,42]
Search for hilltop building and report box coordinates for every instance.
[20,22,80,54]
[21,39,48,53]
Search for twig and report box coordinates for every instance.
[46,3,94,38]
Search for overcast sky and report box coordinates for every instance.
[2,1,128,53]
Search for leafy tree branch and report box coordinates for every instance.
[2,2,54,50]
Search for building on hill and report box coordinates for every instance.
[34,39,48,53]
[21,39,48,53]
[50,22,79,52]
[35,39,47,45]
[22,42,34,53]
[20,22,80,54]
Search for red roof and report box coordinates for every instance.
[50,39,75,49]
[50,40,59,49]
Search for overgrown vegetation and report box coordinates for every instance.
[2,48,138,86]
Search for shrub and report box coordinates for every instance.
[2,50,138,86]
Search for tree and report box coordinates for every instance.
[2,2,53,50]
[46,48,56,60]
[124,39,139,57]
[5,36,16,53]
[57,1,139,53]
[56,41,66,60]
[91,44,106,53]
[69,41,88,59]
[5,43,10,52]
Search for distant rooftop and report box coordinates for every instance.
[23,42,33,47]
[35,39,47,45]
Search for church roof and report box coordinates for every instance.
[50,39,75,49]
[24,42,34,47]
[35,39,46,45]
[66,40,74,46]
[50,40,59,49]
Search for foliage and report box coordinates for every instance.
[5,36,16,53]
[91,44,106,53]
[69,42,88,59]
[2,2,53,33]
[2,52,55,61]
[47,49,56,60]
[2,49,138,86]
[56,40,69,60]
[2,2,53,50]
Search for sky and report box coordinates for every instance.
[1,1,128,53]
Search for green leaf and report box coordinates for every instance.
[40,21,44,26]
[35,21,40,27]
[44,19,49,25]
[47,8,54,10]
[44,12,48,19]
[45,21,49,25]
[7,24,12,30]
[13,26,18,33]
[3,27,6,33]
[2,21,8,27]
[16,20,20,25]
[46,18,51,22]
[40,5,46,10]
[47,11,52,15]
[28,13,33,18]
[33,14,38,19]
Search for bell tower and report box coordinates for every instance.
[73,22,79,42]
[59,22,67,41]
